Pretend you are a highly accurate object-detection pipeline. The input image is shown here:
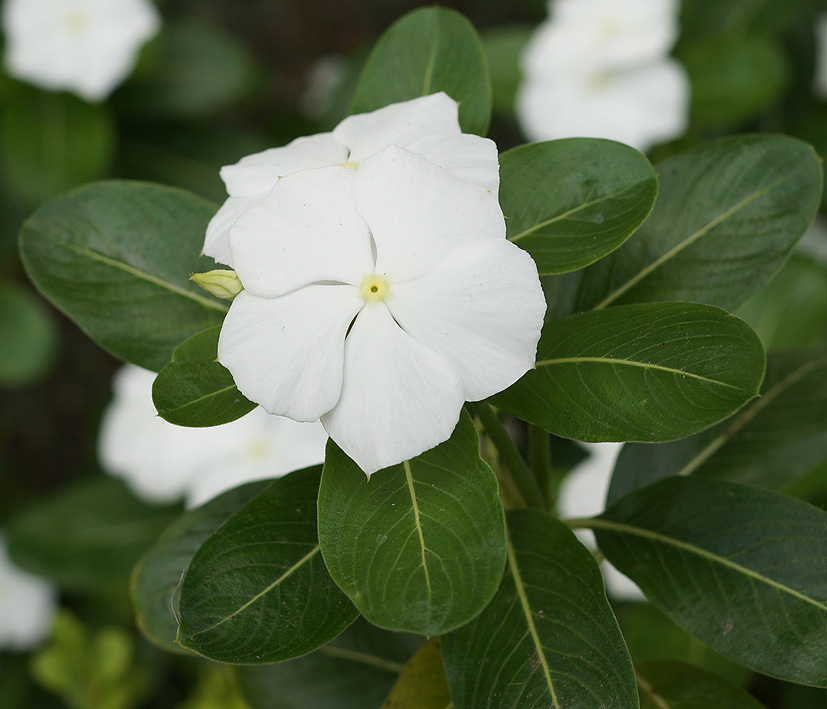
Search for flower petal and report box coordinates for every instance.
[321,303,465,475]
[387,238,545,401]
[405,132,500,192]
[219,133,348,197]
[203,195,260,266]
[218,286,363,422]
[355,146,505,282]
[229,166,375,298]
[333,92,460,164]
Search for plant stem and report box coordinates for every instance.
[528,424,552,509]
[469,402,544,509]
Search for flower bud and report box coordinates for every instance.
[191,270,244,301]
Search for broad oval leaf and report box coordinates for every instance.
[608,350,827,502]
[131,480,269,651]
[0,279,58,387]
[349,7,491,136]
[574,135,822,312]
[237,618,422,709]
[152,325,255,427]
[318,411,506,636]
[380,639,451,709]
[493,303,765,442]
[176,467,358,664]
[442,509,638,709]
[636,660,766,709]
[593,477,827,685]
[6,478,178,591]
[19,181,227,372]
[502,139,657,274]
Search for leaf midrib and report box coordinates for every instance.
[585,518,827,613]
[534,356,747,392]
[404,460,433,616]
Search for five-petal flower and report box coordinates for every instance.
[217,146,546,475]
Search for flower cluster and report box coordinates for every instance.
[2,0,160,102]
[208,94,546,475]
[99,365,328,507]
[517,0,689,152]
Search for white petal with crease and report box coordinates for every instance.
[218,287,363,422]
[230,167,375,298]
[321,303,465,475]
[406,132,500,192]
[333,92,459,164]
[388,239,545,401]
[356,147,505,282]
[203,195,261,266]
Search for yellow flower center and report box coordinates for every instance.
[340,161,359,171]
[360,274,389,302]
[599,17,623,39]
[63,10,88,34]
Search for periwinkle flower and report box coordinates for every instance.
[2,0,160,102]
[217,146,546,475]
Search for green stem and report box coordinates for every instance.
[468,402,544,509]
[528,424,552,509]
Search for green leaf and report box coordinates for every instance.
[636,660,766,709]
[19,181,227,372]
[176,467,358,664]
[592,477,827,686]
[493,302,766,442]
[0,279,58,387]
[318,411,506,636]
[679,36,789,130]
[131,480,270,652]
[236,618,422,709]
[608,350,827,502]
[481,26,531,116]
[117,20,255,119]
[573,135,823,312]
[442,509,638,709]
[501,139,658,274]
[349,7,491,136]
[152,325,255,427]
[737,255,827,350]
[6,478,179,591]
[0,91,114,205]
[380,639,451,709]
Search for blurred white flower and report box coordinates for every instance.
[301,54,348,120]
[218,146,546,475]
[517,0,689,152]
[204,92,500,266]
[558,442,645,601]
[2,0,160,102]
[815,13,827,100]
[98,365,328,507]
[0,534,57,651]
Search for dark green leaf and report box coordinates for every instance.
[0,279,58,387]
[318,411,506,636]
[680,36,789,130]
[152,325,255,427]
[237,618,422,709]
[636,660,766,709]
[593,477,827,685]
[19,181,227,372]
[131,480,270,651]
[502,139,657,274]
[6,478,179,591]
[608,350,827,502]
[573,135,823,312]
[350,7,491,136]
[494,302,765,442]
[0,91,114,205]
[442,509,638,709]
[176,467,358,664]
[380,639,451,709]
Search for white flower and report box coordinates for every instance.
[0,533,57,651]
[2,0,160,102]
[517,60,690,152]
[558,443,644,601]
[517,0,689,152]
[218,146,546,475]
[815,13,827,100]
[98,365,328,507]
[203,92,500,266]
